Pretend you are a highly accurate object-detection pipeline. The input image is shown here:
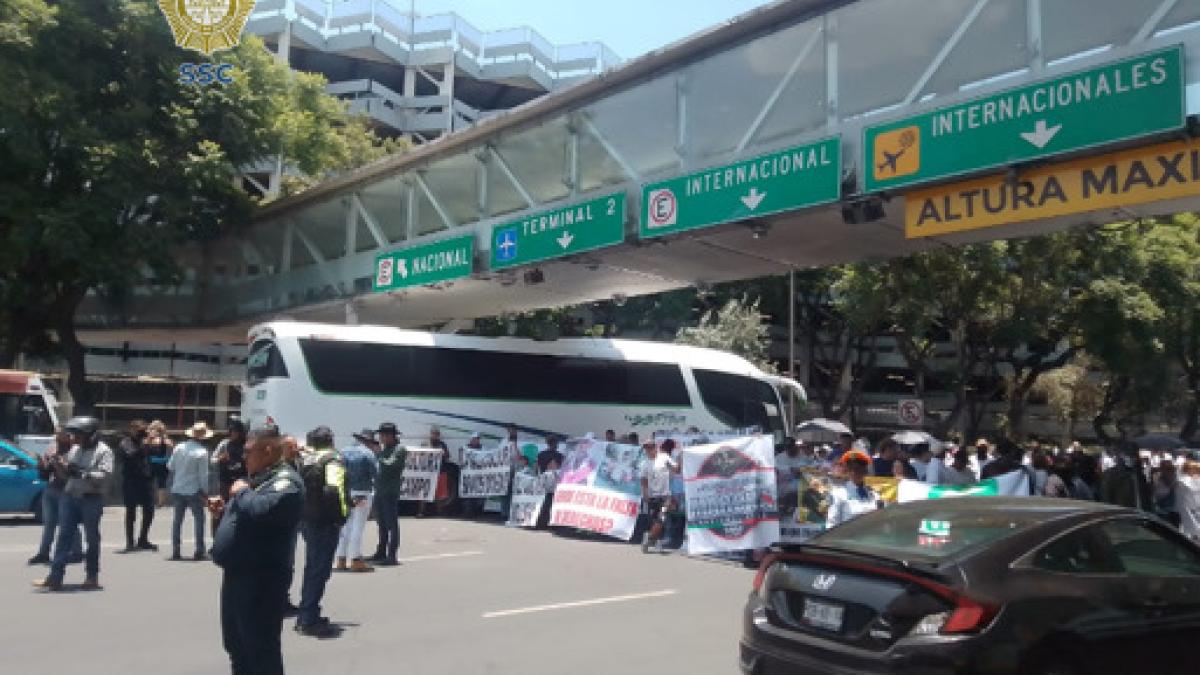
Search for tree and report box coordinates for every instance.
[793,267,884,422]
[675,296,776,373]
[0,1,400,410]
[1030,353,1105,445]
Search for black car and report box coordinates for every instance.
[741,497,1200,675]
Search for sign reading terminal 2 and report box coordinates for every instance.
[905,137,1200,239]
[640,137,841,239]
[865,45,1185,193]
[490,192,626,270]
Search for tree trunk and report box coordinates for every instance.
[53,290,93,416]
[1180,394,1199,443]
[1093,376,1129,443]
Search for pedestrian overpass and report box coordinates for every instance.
[79,0,1200,343]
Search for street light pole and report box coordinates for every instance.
[788,269,796,428]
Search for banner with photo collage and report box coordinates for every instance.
[549,437,643,540]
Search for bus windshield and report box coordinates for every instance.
[692,369,785,436]
[246,339,289,386]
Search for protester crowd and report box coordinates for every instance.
[21,415,1200,671]
[773,431,1200,542]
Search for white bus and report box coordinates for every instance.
[0,370,61,456]
[241,321,805,448]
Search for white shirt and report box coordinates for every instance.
[639,453,675,498]
[168,440,210,496]
[825,483,879,529]
[1176,476,1200,542]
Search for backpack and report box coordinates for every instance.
[300,449,347,525]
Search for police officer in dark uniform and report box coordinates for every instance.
[209,424,303,675]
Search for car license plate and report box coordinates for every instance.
[802,598,844,632]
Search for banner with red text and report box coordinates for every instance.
[683,436,780,555]
[549,438,643,540]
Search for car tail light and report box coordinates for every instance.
[908,611,951,636]
[941,597,997,634]
[908,597,997,637]
[752,553,780,595]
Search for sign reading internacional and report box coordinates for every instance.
[865,45,1185,193]
[641,137,840,239]
[373,235,475,292]
[905,137,1200,239]
[490,192,625,270]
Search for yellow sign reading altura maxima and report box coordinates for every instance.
[157,0,257,56]
[905,137,1200,238]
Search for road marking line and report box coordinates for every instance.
[399,550,484,563]
[482,590,678,619]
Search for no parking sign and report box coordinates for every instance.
[897,399,924,426]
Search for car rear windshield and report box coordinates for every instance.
[813,508,1048,562]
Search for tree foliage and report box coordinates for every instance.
[675,296,776,374]
[0,0,401,408]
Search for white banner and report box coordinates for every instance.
[459,447,512,498]
[549,439,642,540]
[507,471,549,528]
[897,469,1032,503]
[398,448,443,502]
[683,436,781,555]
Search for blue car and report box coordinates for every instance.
[0,439,44,521]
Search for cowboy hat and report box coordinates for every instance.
[185,421,214,440]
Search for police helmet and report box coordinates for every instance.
[64,416,102,444]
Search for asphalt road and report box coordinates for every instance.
[0,510,753,674]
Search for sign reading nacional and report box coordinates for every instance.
[373,235,475,292]
[865,45,1185,193]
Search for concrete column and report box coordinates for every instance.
[215,383,231,429]
[276,19,292,65]
[403,67,416,97]
[442,62,455,133]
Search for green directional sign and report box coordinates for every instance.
[490,192,626,270]
[864,45,1186,193]
[639,137,841,239]
[373,234,475,292]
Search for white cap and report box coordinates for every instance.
[470,432,481,440]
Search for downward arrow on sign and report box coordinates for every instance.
[556,231,575,249]
[741,187,767,211]
[1020,120,1062,149]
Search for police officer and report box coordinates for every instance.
[209,424,303,675]
[34,416,113,591]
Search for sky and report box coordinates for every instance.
[408,0,777,59]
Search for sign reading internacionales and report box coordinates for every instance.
[640,137,840,239]
[490,192,625,270]
[373,235,475,292]
[865,45,1185,193]
[905,137,1200,239]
